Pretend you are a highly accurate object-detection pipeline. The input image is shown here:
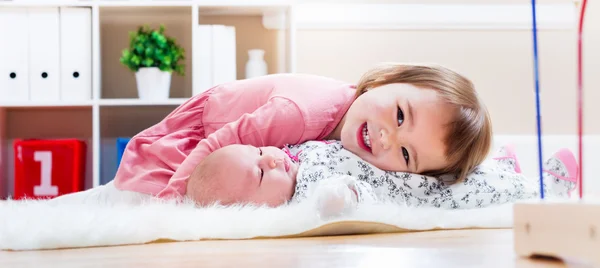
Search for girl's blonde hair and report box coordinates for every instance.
[355,63,492,182]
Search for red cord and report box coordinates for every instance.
[577,0,588,199]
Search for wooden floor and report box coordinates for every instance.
[0,229,593,268]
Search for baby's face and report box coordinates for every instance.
[202,144,299,207]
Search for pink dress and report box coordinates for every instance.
[113,73,357,199]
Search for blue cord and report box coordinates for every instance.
[531,0,545,199]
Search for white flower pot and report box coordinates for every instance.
[135,67,172,100]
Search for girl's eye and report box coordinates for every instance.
[402,147,410,165]
[259,148,263,155]
[397,107,405,126]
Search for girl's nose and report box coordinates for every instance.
[379,129,391,150]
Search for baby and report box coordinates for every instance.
[185,141,368,217]
[185,144,300,208]
[185,140,579,214]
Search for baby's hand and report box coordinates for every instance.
[313,178,359,220]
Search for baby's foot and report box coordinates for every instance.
[492,144,522,173]
[542,148,579,197]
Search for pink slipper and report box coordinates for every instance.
[543,148,579,197]
[493,144,522,173]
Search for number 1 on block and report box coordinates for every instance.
[33,151,58,196]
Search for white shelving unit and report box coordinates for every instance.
[0,0,297,198]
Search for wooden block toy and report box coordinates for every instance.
[513,199,600,266]
[13,139,86,200]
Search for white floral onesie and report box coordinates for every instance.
[284,140,556,210]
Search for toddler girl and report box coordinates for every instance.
[113,63,493,201]
[185,140,578,217]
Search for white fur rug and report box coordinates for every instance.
[0,183,516,251]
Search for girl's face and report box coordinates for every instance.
[200,145,298,207]
[336,83,454,174]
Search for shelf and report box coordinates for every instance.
[0,0,94,7]
[98,98,188,106]
[96,0,194,7]
[99,0,291,7]
[0,0,293,8]
[199,3,290,16]
[195,0,293,7]
[0,100,94,108]
[0,99,188,107]
[0,0,296,197]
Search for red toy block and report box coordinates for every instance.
[13,139,86,200]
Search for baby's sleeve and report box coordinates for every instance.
[312,174,378,219]
[327,174,378,204]
[157,97,305,199]
[352,179,378,204]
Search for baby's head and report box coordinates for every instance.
[336,63,492,181]
[185,144,299,207]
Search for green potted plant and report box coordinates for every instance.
[120,24,185,100]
